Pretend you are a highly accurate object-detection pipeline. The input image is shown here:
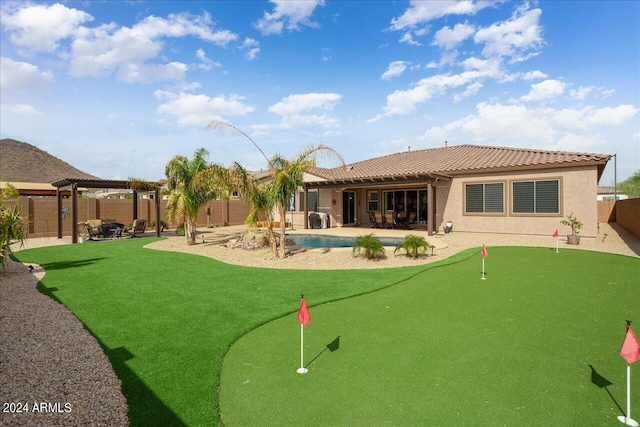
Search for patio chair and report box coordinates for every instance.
[384,212,396,229]
[77,222,99,240]
[124,219,147,238]
[370,213,382,228]
[407,212,416,228]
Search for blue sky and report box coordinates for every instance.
[1,1,638,184]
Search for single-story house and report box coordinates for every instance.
[281,144,610,238]
[597,186,628,201]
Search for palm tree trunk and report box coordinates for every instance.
[186,218,197,246]
[279,205,286,258]
[266,218,277,258]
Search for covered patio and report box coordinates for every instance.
[51,178,161,243]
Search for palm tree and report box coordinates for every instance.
[165,148,224,245]
[394,234,430,258]
[197,161,279,257]
[352,234,385,260]
[269,144,344,258]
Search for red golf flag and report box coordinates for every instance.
[480,245,488,258]
[553,229,559,238]
[620,325,640,364]
[297,298,310,327]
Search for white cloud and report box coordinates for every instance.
[453,81,483,102]
[399,32,421,46]
[242,38,260,61]
[269,93,341,115]
[381,61,410,80]
[390,0,492,31]
[555,133,603,151]
[68,12,237,81]
[420,101,638,150]
[260,92,342,132]
[2,103,43,117]
[521,79,566,102]
[254,0,325,35]
[1,3,93,53]
[474,4,543,58]
[0,57,54,94]
[154,90,254,126]
[569,86,592,100]
[117,62,188,83]
[196,49,222,70]
[522,70,547,80]
[432,22,475,50]
[371,67,499,121]
[632,132,640,140]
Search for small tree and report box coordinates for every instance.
[352,234,385,260]
[560,212,583,236]
[1,182,25,272]
[165,148,225,245]
[618,170,640,198]
[394,234,430,258]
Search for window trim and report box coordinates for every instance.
[509,177,563,217]
[367,190,380,212]
[462,180,507,216]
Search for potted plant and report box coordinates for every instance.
[560,212,582,245]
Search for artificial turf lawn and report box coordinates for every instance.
[12,237,437,426]
[219,247,639,426]
[12,240,639,425]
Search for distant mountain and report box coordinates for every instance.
[0,138,98,184]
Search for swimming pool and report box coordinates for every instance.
[289,234,403,248]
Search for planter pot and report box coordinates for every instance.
[567,235,580,245]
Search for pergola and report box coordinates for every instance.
[51,178,161,243]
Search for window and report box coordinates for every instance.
[299,191,318,212]
[512,179,559,214]
[367,190,379,212]
[465,182,504,214]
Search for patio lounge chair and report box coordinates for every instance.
[124,219,147,237]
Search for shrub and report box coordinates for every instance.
[394,234,430,258]
[175,223,185,236]
[352,234,385,260]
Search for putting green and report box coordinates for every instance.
[219,247,639,426]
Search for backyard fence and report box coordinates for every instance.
[5,197,256,239]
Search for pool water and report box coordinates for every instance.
[289,234,403,248]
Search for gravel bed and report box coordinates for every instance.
[0,239,128,427]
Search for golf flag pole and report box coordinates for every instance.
[553,229,559,253]
[480,244,488,280]
[618,320,640,426]
[296,295,310,374]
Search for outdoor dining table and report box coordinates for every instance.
[98,222,125,239]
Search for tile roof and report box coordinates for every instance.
[306,144,610,183]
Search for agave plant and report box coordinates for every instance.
[352,234,385,260]
[394,234,430,258]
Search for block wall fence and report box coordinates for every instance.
[597,198,640,239]
[6,197,255,238]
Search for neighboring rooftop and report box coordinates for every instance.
[0,138,98,184]
[307,144,611,182]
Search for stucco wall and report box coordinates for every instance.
[439,166,600,237]
[615,198,640,239]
